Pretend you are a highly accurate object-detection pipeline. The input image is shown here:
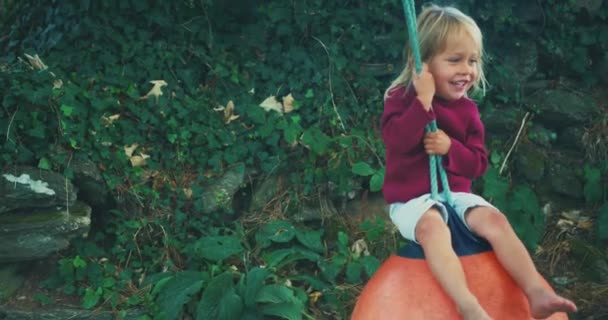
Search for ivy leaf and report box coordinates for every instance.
[300,127,331,155]
[352,162,375,176]
[370,169,384,192]
[360,255,381,277]
[37,157,51,170]
[82,287,102,309]
[60,104,74,117]
[346,261,363,283]
[482,167,509,208]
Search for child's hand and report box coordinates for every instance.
[412,63,435,111]
[424,129,451,155]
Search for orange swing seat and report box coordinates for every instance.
[351,205,567,320]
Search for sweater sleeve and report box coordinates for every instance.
[443,110,488,179]
[381,88,435,154]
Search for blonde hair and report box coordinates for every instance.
[386,4,488,97]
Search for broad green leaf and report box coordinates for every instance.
[295,229,324,252]
[352,162,375,176]
[263,247,321,268]
[260,302,303,320]
[346,261,363,283]
[243,267,269,308]
[197,272,242,320]
[146,272,175,296]
[256,284,296,304]
[195,235,244,262]
[256,220,296,245]
[156,271,205,320]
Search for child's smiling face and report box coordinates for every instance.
[428,32,480,102]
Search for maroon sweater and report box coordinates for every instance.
[381,85,488,204]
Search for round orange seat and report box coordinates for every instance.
[351,204,567,320]
[351,252,567,319]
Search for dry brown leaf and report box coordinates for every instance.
[140,80,168,102]
[309,291,323,304]
[124,144,139,158]
[130,154,150,167]
[259,96,283,113]
[183,188,193,199]
[102,114,121,127]
[24,53,48,71]
[282,93,295,113]
[224,100,240,124]
[53,79,63,90]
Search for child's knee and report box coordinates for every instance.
[469,208,511,240]
[415,208,447,244]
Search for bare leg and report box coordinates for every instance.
[416,208,492,320]
[466,207,577,318]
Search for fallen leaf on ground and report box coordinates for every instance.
[283,93,295,113]
[140,80,168,102]
[260,95,283,113]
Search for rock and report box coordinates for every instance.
[557,126,585,151]
[250,175,282,213]
[0,167,77,214]
[527,89,597,128]
[514,143,547,182]
[0,264,23,301]
[0,202,91,263]
[0,306,145,320]
[71,157,110,209]
[481,107,523,136]
[201,163,245,214]
[547,163,584,199]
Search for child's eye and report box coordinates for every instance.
[447,58,460,63]
[469,59,478,64]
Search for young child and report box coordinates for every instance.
[381,4,577,320]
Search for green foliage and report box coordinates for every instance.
[583,165,603,204]
[482,168,544,249]
[147,267,307,320]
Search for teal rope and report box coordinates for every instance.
[402,0,454,206]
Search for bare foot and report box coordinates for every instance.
[460,303,493,320]
[528,288,577,319]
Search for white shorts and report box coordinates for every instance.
[389,192,497,243]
